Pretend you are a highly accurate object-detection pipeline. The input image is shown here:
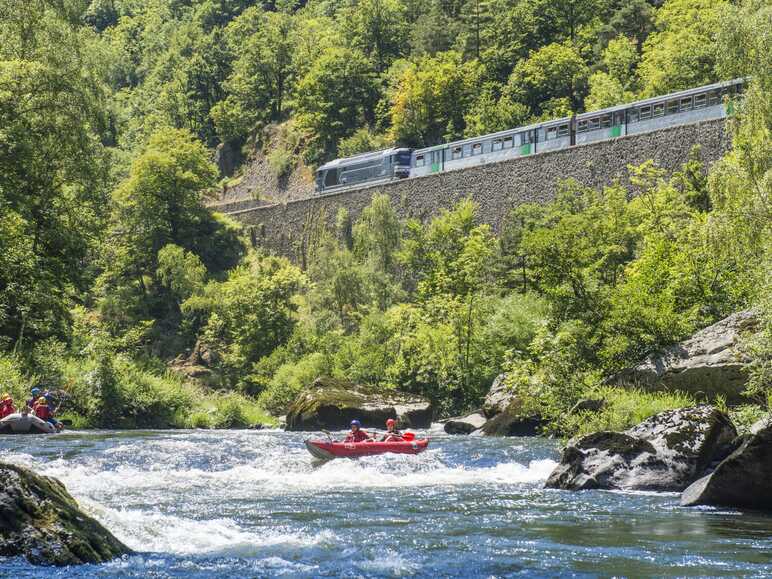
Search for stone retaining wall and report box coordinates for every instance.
[232,119,730,261]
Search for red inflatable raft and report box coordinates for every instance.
[305,437,429,460]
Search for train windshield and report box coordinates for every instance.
[393,151,412,165]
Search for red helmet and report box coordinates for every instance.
[386,418,396,426]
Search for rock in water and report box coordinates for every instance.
[681,416,772,510]
[545,406,737,492]
[444,412,487,435]
[0,462,131,566]
[609,310,759,402]
[285,376,433,431]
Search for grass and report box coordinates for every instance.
[558,385,696,438]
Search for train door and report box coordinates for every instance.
[430,149,443,173]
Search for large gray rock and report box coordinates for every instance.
[545,406,737,492]
[681,416,772,510]
[482,374,515,418]
[480,373,544,436]
[285,376,433,431]
[444,412,487,435]
[610,310,759,402]
[0,462,131,566]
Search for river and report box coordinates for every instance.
[1,428,771,577]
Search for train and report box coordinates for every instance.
[314,78,744,195]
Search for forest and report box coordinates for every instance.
[0,0,769,430]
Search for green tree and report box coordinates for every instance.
[637,0,728,96]
[388,51,481,147]
[505,42,589,115]
[341,0,408,73]
[0,0,110,347]
[295,46,377,162]
[211,7,295,142]
[585,36,639,109]
[97,128,242,339]
[183,253,306,386]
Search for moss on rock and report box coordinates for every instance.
[0,462,131,566]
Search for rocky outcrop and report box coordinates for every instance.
[481,405,544,437]
[444,412,486,435]
[681,416,772,510]
[0,462,131,566]
[545,406,737,492]
[478,374,544,436]
[169,340,219,387]
[285,377,433,431]
[610,310,759,402]
[214,141,242,178]
[482,374,515,418]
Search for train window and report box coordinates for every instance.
[680,97,693,111]
[708,91,720,106]
[546,126,557,140]
[694,94,707,109]
[600,115,612,128]
[503,135,514,148]
[452,146,463,160]
[653,103,665,117]
[415,154,425,167]
[324,170,338,187]
[667,100,679,115]
[576,120,588,133]
[589,117,600,130]
[639,106,652,120]
[628,109,639,123]
[557,124,569,137]
[614,111,625,125]
[472,143,482,155]
[492,139,502,151]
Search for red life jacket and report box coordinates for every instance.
[345,429,370,442]
[35,404,52,420]
[0,401,15,419]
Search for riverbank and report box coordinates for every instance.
[2,428,771,576]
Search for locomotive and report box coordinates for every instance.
[315,78,743,195]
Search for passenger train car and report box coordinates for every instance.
[314,79,743,194]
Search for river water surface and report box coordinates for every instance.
[1,428,771,577]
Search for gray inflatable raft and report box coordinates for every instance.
[0,413,57,434]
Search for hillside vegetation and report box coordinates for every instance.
[0,0,769,430]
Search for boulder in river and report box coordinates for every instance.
[444,411,487,435]
[545,405,737,492]
[681,416,772,510]
[0,462,131,566]
[285,376,433,431]
[609,310,759,402]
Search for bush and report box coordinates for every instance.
[267,147,294,178]
[185,391,273,429]
[258,352,330,415]
[557,386,695,438]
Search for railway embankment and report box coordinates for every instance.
[230,118,729,260]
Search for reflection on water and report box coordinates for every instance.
[1,429,771,578]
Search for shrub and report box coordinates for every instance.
[557,386,695,438]
[258,352,330,415]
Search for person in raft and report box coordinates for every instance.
[344,419,374,442]
[26,387,42,411]
[33,396,63,431]
[380,418,403,442]
[0,393,15,419]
